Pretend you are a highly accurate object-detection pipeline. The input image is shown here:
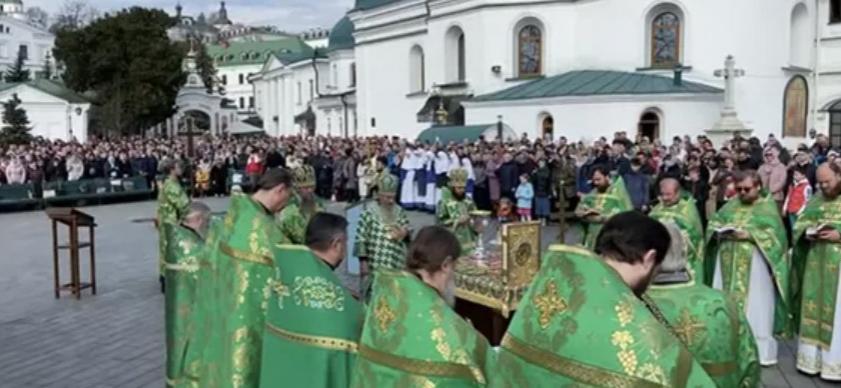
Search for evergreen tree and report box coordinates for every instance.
[0,94,32,145]
[41,54,53,80]
[5,49,31,83]
[54,7,185,135]
[195,41,216,94]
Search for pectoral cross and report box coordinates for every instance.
[672,309,706,346]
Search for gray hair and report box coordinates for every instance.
[187,201,211,219]
[659,222,688,273]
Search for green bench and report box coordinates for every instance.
[44,177,155,207]
[0,183,39,211]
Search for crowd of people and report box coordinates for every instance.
[146,128,841,388]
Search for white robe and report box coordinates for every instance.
[713,247,778,366]
[400,154,417,208]
[796,264,841,381]
[424,151,437,210]
[413,151,428,208]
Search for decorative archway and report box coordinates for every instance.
[540,114,554,140]
[783,75,808,138]
[638,110,661,141]
[180,110,211,132]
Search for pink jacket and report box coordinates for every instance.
[758,161,787,201]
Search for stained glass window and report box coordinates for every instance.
[651,12,681,68]
[518,25,542,76]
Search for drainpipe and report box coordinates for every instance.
[813,0,821,137]
[341,93,349,138]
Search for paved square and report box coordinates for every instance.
[0,199,834,387]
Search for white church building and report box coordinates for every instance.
[251,0,841,148]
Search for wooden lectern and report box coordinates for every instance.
[46,208,97,299]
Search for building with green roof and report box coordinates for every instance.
[0,78,92,142]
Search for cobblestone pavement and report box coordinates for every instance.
[0,198,834,387]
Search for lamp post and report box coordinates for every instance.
[497,115,503,143]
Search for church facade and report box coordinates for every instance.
[248,0,841,147]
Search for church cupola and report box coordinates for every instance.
[175,2,183,18]
[216,1,232,25]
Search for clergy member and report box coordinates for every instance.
[649,177,706,279]
[352,226,496,387]
[437,167,479,255]
[791,163,841,381]
[705,170,790,366]
[355,173,411,298]
[157,159,190,292]
[198,168,295,387]
[277,164,324,244]
[574,165,633,249]
[162,201,211,388]
[260,213,364,387]
[646,223,759,387]
[399,145,419,209]
[494,212,715,387]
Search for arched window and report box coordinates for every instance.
[445,26,466,83]
[830,101,841,147]
[790,3,811,67]
[832,0,841,23]
[783,76,808,138]
[409,45,425,92]
[650,12,681,68]
[517,24,542,77]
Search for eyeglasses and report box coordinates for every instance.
[736,186,754,193]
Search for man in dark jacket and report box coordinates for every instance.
[265,147,285,169]
[623,157,651,211]
[498,152,520,201]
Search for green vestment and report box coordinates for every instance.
[352,270,496,387]
[704,195,790,336]
[182,218,224,387]
[791,194,841,349]
[162,223,203,388]
[354,202,410,271]
[198,194,289,388]
[647,278,760,387]
[277,194,325,245]
[157,176,190,273]
[259,245,364,388]
[650,198,706,280]
[437,191,479,255]
[575,177,633,249]
[493,245,715,387]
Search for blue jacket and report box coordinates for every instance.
[515,182,534,209]
[623,170,650,210]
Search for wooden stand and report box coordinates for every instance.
[46,208,97,299]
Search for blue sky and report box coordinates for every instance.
[26,0,354,32]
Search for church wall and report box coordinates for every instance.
[355,34,429,139]
[465,96,721,144]
[0,86,90,142]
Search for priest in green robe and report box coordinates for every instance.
[260,213,364,388]
[574,165,633,249]
[352,226,496,387]
[278,164,325,244]
[705,170,790,367]
[791,163,841,381]
[355,173,411,296]
[162,202,211,388]
[198,168,295,388]
[437,167,479,255]
[494,212,715,387]
[650,178,706,280]
[157,159,190,292]
[646,222,759,387]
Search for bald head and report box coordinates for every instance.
[184,201,211,238]
[659,178,681,207]
[817,163,841,200]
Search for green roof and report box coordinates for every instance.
[0,79,90,103]
[207,38,313,67]
[472,70,722,102]
[417,124,494,144]
[275,46,327,65]
[328,16,354,52]
[352,0,401,11]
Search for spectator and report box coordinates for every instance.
[498,152,519,201]
[515,173,534,222]
[758,147,787,208]
[624,157,651,211]
[783,166,811,226]
[5,157,25,184]
[532,159,552,222]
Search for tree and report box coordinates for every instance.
[26,7,49,30]
[194,42,217,94]
[50,0,99,33]
[0,94,32,145]
[53,7,186,136]
[5,49,31,83]
[41,54,53,80]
